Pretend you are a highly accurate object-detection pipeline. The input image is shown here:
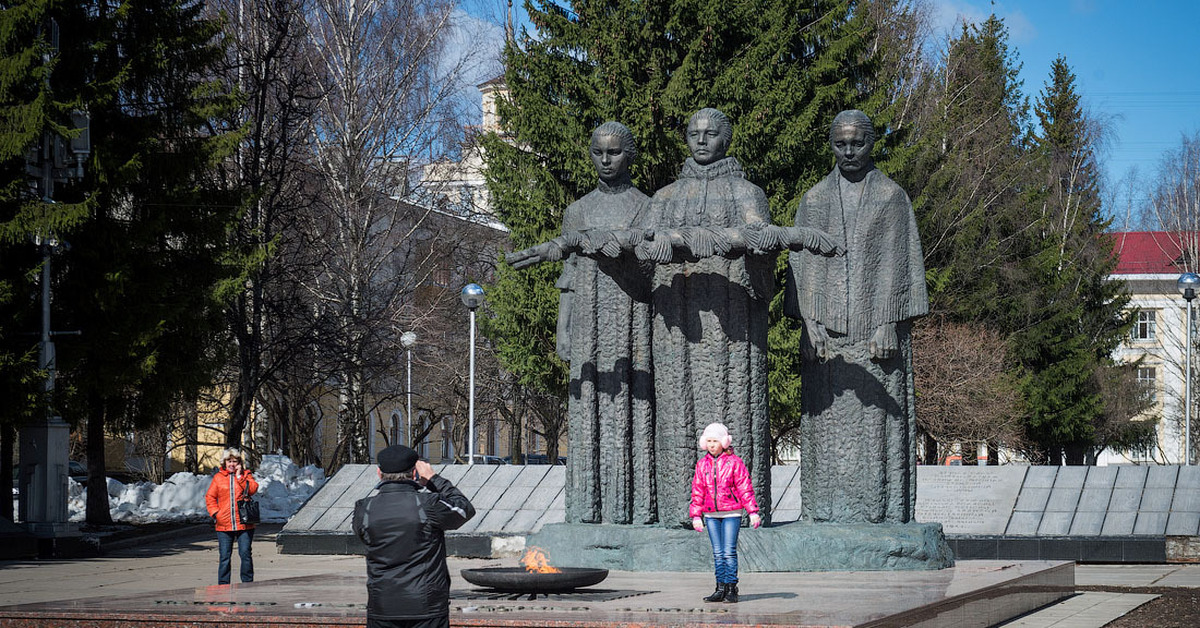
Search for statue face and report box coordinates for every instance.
[831,124,874,177]
[686,116,729,165]
[590,134,631,183]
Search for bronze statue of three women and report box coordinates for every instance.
[509,108,927,529]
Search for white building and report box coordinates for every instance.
[419,77,507,218]
[1103,231,1195,465]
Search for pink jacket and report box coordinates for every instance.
[689,450,759,519]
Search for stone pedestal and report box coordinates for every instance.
[527,521,954,572]
[18,418,74,533]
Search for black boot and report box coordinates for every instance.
[703,583,726,602]
[723,583,739,603]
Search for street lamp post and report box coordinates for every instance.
[1180,273,1200,465]
[460,284,485,465]
[400,331,416,448]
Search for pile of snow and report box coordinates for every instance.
[67,454,326,524]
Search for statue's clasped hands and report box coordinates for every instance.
[868,323,898,361]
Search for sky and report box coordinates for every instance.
[457,0,1200,221]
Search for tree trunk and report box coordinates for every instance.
[183,398,198,474]
[921,431,939,465]
[86,393,113,525]
[986,440,999,465]
[227,387,250,449]
[1063,442,1088,465]
[510,413,524,464]
[1,424,13,521]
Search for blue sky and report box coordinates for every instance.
[937,0,1200,209]
[460,0,1198,215]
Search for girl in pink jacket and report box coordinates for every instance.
[689,422,760,603]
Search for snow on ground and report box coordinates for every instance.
[63,455,326,524]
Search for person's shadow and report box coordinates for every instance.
[736,591,798,601]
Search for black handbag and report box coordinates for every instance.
[237,497,260,524]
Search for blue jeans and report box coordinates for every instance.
[217,529,255,584]
[704,516,740,584]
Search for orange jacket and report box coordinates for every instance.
[205,468,259,532]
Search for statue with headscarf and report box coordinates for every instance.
[643,108,775,527]
[509,122,656,524]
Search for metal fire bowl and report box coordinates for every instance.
[460,567,609,592]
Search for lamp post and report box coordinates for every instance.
[400,331,416,448]
[460,284,485,465]
[1180,273,1200,465]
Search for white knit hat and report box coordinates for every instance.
[698,422,732,450]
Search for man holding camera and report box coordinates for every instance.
[353,445,476,628]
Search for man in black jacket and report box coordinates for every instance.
[353,445,476,628]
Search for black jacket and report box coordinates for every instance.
[352,475,475,620]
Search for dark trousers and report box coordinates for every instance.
[217,529,254,584]
[367,616,449,628]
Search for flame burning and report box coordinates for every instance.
[521,546,561,574]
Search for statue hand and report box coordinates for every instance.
[802,318,829,362]
[598,236,623,258]
[507,247,540,270]
[788,227,844,257]
[636,232,673,263]
[869,323,898,361]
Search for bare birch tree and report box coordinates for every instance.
[302,0,493,464]
[201,0,325,453]
[1146,133,1200,462]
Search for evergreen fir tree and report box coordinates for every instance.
[49,0,238,522]
[1019,56,1141,463]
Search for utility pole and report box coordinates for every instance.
[16,15,89,552]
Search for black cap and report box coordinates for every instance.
[378,445,418,474]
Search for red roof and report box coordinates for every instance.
[1108,231,1193,275]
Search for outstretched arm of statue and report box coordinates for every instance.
[632,225,844,262]
[507,241,564,269]
[595,229,646,258]
[506,232,594,270]
[868,322,898,361]
[802,317,830,362]
[779,226,845,257]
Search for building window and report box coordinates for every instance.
[1137,366,1158,403]
[441,417,453,461]
[391,412,403,446]
[1132,310,1157,341]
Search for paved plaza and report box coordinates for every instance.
[0,523,1196,626]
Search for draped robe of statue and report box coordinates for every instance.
[785,167,928,523]
[644,156,774,526]
[557,178,656,524]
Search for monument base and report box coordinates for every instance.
[527,521,954,572]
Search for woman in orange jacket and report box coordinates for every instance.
[205,448,258,584]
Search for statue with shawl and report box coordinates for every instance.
[784,110,929,524]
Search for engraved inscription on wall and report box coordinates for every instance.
[915,466,1027,535]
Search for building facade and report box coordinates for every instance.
[1104,231,1194,465]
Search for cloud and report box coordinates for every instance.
[439,9,506,123]
[928,0,989,37]
[1070,0,1098,14]
[927,0,1037,45]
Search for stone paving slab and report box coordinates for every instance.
[997,592,1158,628]
[0,559,1075,628]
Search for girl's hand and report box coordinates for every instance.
[692,518,705,532]
[749,513,762,529]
